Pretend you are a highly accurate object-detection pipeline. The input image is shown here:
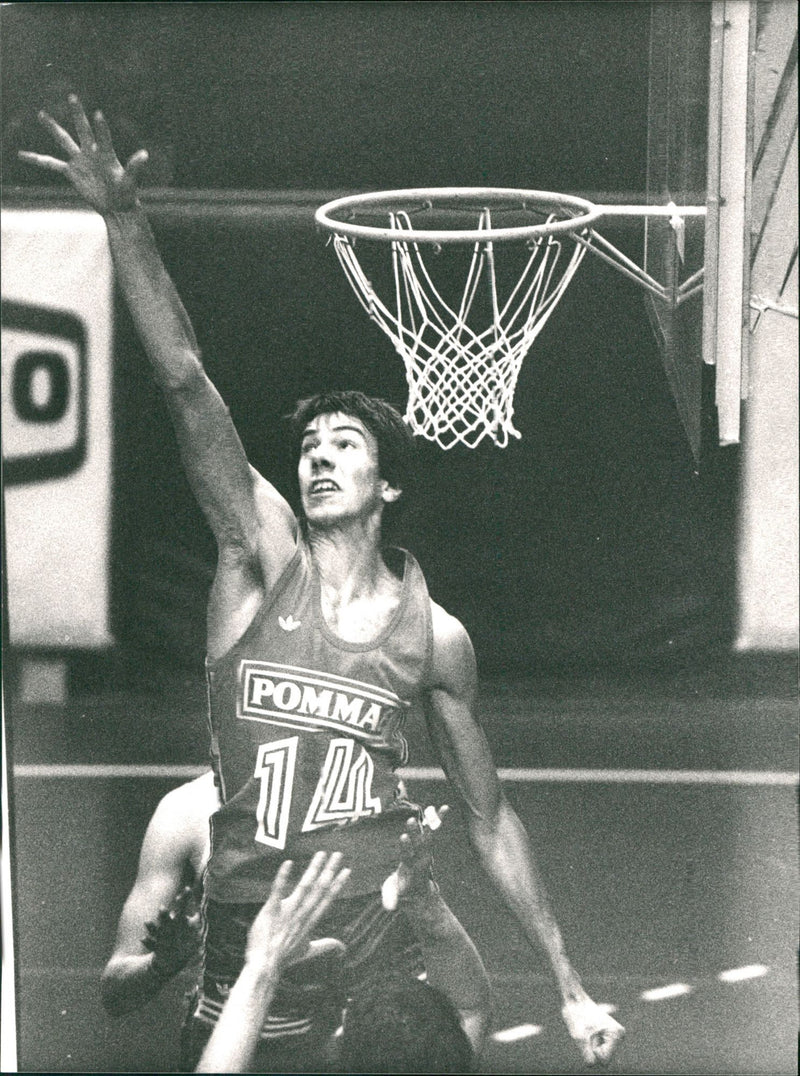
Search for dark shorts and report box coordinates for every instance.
[180,891,425,1072]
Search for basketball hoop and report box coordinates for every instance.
[315,187,705,449]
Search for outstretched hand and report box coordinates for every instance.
[382,804,449,910]
[244,851,351,975]
[142,884,202,981]
[18,94,148,214]
[562,995,625,1066]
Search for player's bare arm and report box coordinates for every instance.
[19,97,298,651]
[195,852,351,1073]
[393,810,492,1056]
[100,773,216,1016]
[424,603,625,1065]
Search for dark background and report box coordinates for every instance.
[2,1,738,680]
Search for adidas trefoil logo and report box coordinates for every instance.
[278,614,302,632]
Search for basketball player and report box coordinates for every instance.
[197,812,488,1074]
[21,96,624,1068]
[101,774,487,1069]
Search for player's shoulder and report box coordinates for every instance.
[428,599,477,684]
[429,598,473,649]
[154,771,219,830]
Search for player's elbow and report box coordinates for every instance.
[461,998,492,1059]
[99,963,141,1017]
[99,971,124,1017]
[466,796,522,866]
[465,793,507,843]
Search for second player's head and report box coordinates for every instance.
[340,972,475,1074]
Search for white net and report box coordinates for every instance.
[331,209,589,449]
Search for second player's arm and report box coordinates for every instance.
[403,884,491,1054]
[195,853,351,1073]
[100,791,202,1016]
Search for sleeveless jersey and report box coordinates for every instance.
[204,540,433,902]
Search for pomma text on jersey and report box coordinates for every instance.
[239,661,407,738]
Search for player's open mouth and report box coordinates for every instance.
[310,480,339,494]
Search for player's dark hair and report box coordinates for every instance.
[288,390,416,502]
[341,973,475,1074]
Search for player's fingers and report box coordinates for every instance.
[265,859,295,909]
[68,95,95,149]
[92,110,116,157]
[591,1042,614,1065]
[298,850,329,884]
[125,149,150,179]
[288,866,350,944]
[303,863,350,920]
[282,851,329,913]
[306,937,346,960]
[284,935,346,971]
[592,1026,624,1064]
[311,866,350,924]
[422,804,448,831]
[290,855,347,922]
[402,818,425,854]
[381,868,400,911]
[36,110,80,156]
[172,885,193,912]
[397,831,426,874]
[292,853,345,918]
[17,150,69,174]
[304,850,343,890]
[580,1038,597,1065]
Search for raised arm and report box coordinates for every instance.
[19,97,297,587]
[195,852,351,1073]
[424,604,625,1066]
[100,775,214,1016]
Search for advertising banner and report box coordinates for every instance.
[2,209,114,648]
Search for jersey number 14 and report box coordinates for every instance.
[253,735,382,849]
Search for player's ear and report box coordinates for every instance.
[381,482,402,504]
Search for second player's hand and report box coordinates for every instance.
[142,885,202,981]
[244,852,351,975]
[18,94,148,214]
[561,995,625,1065]
[382,804,449,910]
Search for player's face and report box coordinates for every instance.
[298,412,393,527]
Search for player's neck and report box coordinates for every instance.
[310,528,402,643]
[307,519,391,598]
